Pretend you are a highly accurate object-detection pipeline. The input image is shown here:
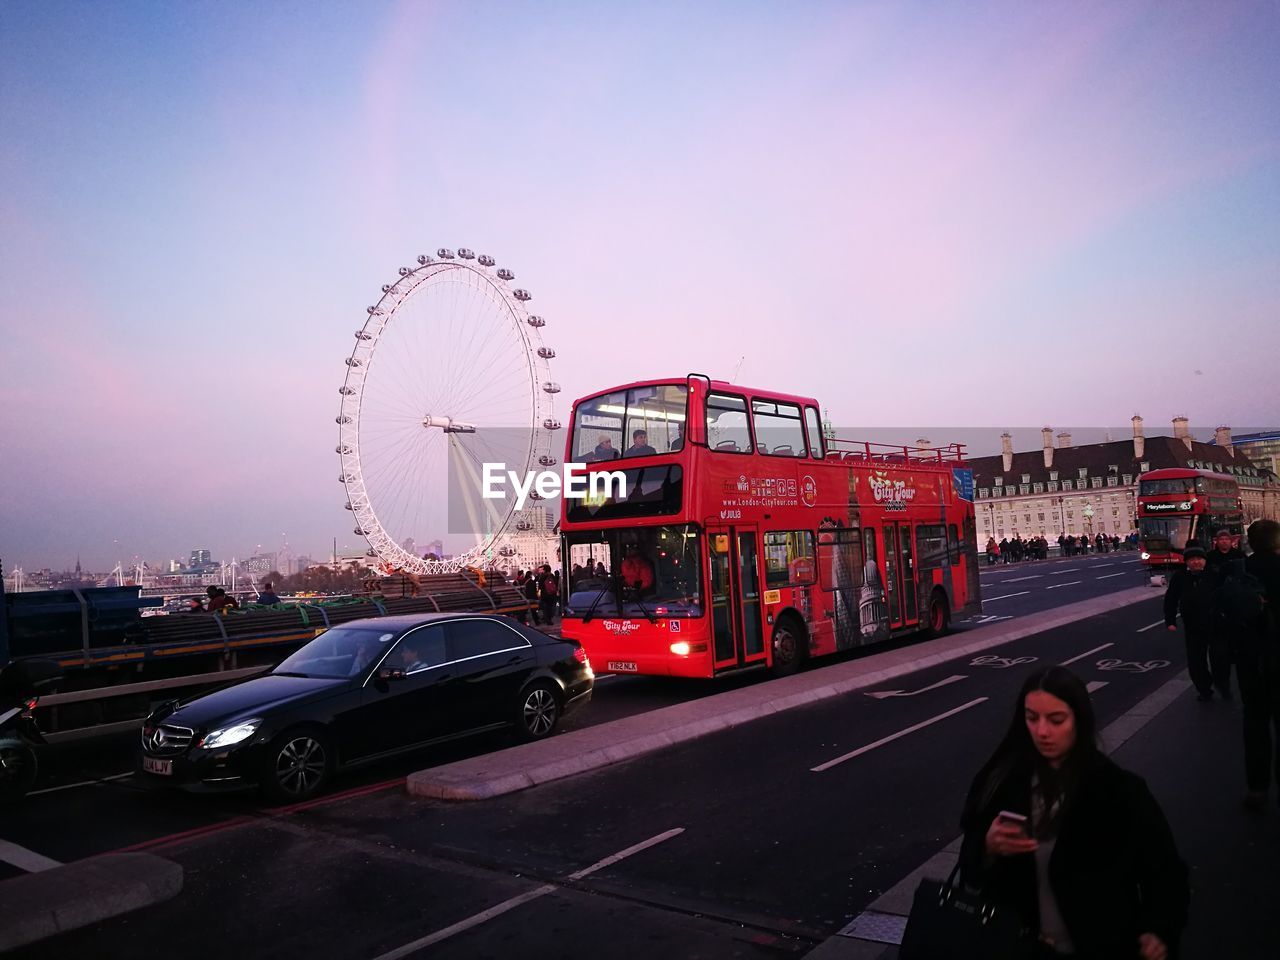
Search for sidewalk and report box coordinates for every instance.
[810,674,1280,959]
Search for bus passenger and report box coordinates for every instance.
[590,435,619,462]
[626,429,657,457]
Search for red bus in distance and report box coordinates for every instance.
[1136,467,1244,569]
[558,375,981,679]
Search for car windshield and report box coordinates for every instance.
[273,625,398,678]
[562,524,702,619]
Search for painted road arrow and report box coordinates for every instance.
[865,674,968,699]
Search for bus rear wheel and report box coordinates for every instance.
[924,593,950,639]
[770,617,807,677]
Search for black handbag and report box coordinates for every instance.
[899,862,1039,960]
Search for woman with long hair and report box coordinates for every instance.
[959,666,1188,959]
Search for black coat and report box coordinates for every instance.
[960,753,1188,960]
[1163,568,1218,633]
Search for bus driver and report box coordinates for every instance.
[621,542,656,595]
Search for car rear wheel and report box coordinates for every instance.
[261,727,332,803]
[515,681,561,742]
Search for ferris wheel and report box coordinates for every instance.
[336,249,560,574]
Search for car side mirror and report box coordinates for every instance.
[378,667,406,682]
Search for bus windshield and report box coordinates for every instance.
[562,524,702,619]
[570,384,688,463]
[1139,517,1194,552]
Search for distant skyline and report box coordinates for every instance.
[3,1,1278,570]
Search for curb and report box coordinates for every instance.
[0,852,183,952]
[408,585,1158,802]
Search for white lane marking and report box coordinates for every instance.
[999,576,1043,583]
[1091,563,1115,568]
[1096,573,1126,580]
[0,839,61,873]
[983,592,1031,602]
[1121,559,1141,565]
[1136,620,1167,633]
[566,827,685,880]
[371,828,685,959]
[812,699,988,772]
[866,675,967,699]
[1086,681,1109,693]
[1061,643,1114,666]
[1049,568,1080,575]
[28,772,134,797]
[1046,581,1082,589]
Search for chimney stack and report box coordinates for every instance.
[1173,416,1191,451]
[1057,431,1072,449]
[1001,432,1013,473]
[1132,415,1144,460]
[1214,425,1232,449]
[1042,427,1054,469]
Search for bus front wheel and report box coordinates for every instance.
[770,617,807,677]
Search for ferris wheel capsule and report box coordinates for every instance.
[336,445,352,454]
[538,347,555,358]
[543,418,561,430]
[367,306,383,315]
[437,248,455,259]
[542,382,561,394]
[527,315,545,327]
[477,254,495,267]
[496,268,515,281]
[538,455,558,466]
[345,357,363,367]
[336,415,352,424]
[417,254,433,265]
[339,386,355,395]
[513,289,532,301]
[354,331,372,340]
[457,248,475,259]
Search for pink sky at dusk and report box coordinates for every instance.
[1,1,1277,571]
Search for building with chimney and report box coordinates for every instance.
[968,417,1279,545]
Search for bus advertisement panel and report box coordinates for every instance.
[558,376,981,679]
[1136,468,1243,568]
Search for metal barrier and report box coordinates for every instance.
[40,665,270,744]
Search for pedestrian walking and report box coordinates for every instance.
[1238,519,1280,808]
[538,563,558,625]
[1164,544,1227,700]
[958,666,1188,959]
[1204,528,1247,699]
[522,569,541,625]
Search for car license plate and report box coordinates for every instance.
[607,661,638,673]
[143,756,173,776]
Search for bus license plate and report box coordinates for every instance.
[607,661,637,673]
[143,756,173,776]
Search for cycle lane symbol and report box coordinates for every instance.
[1095,659,1170,674]
[970,655,1038,669]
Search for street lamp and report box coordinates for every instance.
[1082,504,1095,536]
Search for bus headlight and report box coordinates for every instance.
[1140,551,1150,560]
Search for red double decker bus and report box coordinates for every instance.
[557,376,981,678]
[1136,467,1244,568]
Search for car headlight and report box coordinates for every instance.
[200,718,263,749]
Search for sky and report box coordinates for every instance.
[1,0,1278,571]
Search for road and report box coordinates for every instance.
[13,594,1269,960]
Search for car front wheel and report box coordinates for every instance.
[515,682,561,742]
[261,728,331,803]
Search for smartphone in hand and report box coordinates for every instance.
[997,810,1029,835]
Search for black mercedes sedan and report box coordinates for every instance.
[138,614,592,802]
